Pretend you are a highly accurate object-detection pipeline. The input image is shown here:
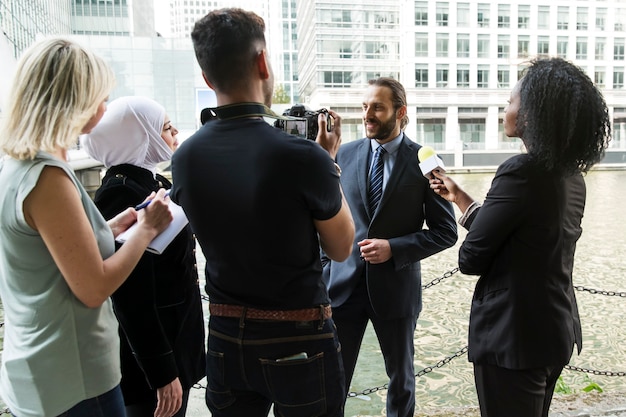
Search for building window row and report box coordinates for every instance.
[414,1,626,32]
[414,64,625,90]
[415,33,626,61]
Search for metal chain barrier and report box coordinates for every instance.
[422,267,459,289]
[574,285,626,297]
[347,346,469,397]
[565,364,626,377]
[0,267,623,413]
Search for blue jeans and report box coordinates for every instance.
[206,316,346,417]
[56,385,126,417]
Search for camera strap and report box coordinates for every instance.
[210,102,290,121]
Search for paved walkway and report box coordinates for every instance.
[186,385,626,417]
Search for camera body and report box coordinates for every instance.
[274,104,332,140]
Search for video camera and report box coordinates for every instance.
[274,104,333,141]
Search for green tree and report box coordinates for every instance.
[272,84,291,104]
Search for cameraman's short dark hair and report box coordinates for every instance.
[191,8,266,94]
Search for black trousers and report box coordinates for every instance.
[474,363,563,417]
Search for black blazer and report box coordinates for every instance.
[325,135,457,319]
[461,154,583,370]
[94,164,206,404]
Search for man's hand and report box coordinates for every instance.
[154,377,183,417]
[316,109,342,160]
[358,238,392,264]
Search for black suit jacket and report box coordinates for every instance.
[325,135,457,319]
[461,154,583,369]
[94,164,206,403]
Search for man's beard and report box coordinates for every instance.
[365,113,398,140]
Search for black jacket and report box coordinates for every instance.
[94,164,206,404]
[461,154,583,369]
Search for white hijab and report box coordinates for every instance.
[81,96,173,176]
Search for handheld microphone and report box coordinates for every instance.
[417,146,446,178]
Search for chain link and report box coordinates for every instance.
[565,364,626,377]
[574,285,626,297]
[347,346,469,397]
[422,267,459,289]
[0,268,623,413]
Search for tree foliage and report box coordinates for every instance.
[272,84,291,104]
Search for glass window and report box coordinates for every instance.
[614,68,624,88]
[576,38,588,60]
[436,33,449,57]
[436,64,449,87]
[498,4,510,28]
[518,35,530,58]
[457,65,470,87]
[518,64,530,80]
[415,64,429,87]
[477,3,490,28]
[596,38,606,60]
[459,118,486,149]
[478,34,490,58]
[415,1,428,25]
[613,39,625,60]
[497,65,509,88]
[538,6,550,30]
[457,33,470,58]
[577,7,588,30]
[557,6,569,30]
[477,65,489,88]
[518,5,530,29]
[436,2,448,26]
[415,118,446,149]
[497,35,509,59]
[457,2,470,27]
[596,8,606,31]
[557,37,568,58]
[616,9,625,31]
[595,68,605,87]
[415,33,428,57]
[537,36,550,56]
[323,71,353,86]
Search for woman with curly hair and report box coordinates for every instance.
[429,57,611,417]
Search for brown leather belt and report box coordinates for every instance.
[209,303,332,321]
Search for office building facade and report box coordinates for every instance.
[297,0,626,166]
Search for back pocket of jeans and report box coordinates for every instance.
[206,349,236,410]
[260,352,326,416]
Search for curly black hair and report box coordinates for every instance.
[517,57,611,175]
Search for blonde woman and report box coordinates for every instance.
[0,38,172,417]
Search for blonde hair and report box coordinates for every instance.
[0,37,115,160]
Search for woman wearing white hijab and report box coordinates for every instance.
[82,96,206,417]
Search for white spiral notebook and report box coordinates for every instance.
[116,200,189,255]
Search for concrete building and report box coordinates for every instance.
[0,0,71,58]
[71,0,155,37]
[296,0,626,167]
[1,0,625,167]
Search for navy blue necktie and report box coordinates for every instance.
[368,146,386,213]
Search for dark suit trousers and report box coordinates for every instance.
[474,363,563,417]
[332,278,418,417]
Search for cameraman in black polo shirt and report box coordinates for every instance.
[170,8,354,417]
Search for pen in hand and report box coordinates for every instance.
[134,189,171,211]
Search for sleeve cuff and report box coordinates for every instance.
[458,201,481,228]
[134,351,179,389]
